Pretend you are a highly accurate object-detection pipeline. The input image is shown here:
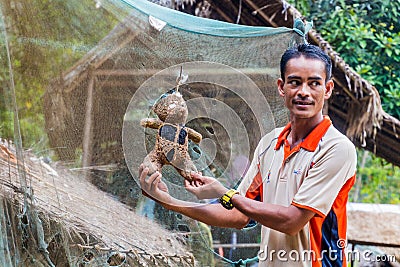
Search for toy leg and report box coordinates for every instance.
[174,155,198,182]
[142,150,163,175]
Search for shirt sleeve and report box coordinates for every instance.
[237,142,262,198]
[292,138,357,217]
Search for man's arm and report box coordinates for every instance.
[187,172,316,235]
[164,200,251,229]
[231,194,315,236]
[141,167,315,233]
[139,166,250,229]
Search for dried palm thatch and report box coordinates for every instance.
[0,142,196,267]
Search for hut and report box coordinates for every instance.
[43,0,400,169]
[41,0,399,265]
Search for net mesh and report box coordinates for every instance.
[0,0,303,266]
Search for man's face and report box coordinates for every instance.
[277,56,333,121]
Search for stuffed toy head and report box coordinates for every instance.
[152,89,188,124]
[140,88,202,182]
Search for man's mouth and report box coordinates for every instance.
[293,100,313,105]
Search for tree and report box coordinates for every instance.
[352,149,400,204]
[289,0,400,119]
[0,0,117,152]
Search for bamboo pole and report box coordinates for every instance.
[82,73,95,171]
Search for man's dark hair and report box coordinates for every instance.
[280,44,332,82]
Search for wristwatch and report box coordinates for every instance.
[219,189,239,210]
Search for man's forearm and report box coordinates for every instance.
[161,198,250,229]
[231,194,314,235]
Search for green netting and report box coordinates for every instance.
[0,0,305,266]
[121,0,294,36]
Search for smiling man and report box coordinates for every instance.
[139,44,357,267]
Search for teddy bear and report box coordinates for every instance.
[140,87,202,182]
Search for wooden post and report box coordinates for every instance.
[82,73,95,171]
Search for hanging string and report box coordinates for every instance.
[176,65,183,92]
[236,0,242,24]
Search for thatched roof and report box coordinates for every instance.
[43,11,295,168]
[205,0,400,166]
[45,0,400,167]
[0,142,195,266]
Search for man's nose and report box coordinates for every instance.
[298,83,310,96]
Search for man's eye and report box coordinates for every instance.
[289,80,299,86]
[310,81,320,86]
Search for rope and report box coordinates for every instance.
[75,244,195,266]
[206,246,258,267]
[193,220,259,267]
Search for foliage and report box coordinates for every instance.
[0,0,117,154]
[288,0,400,119]
[350,149,400,204]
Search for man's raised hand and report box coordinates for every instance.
[184,172,228,200]
[139,164,170,203]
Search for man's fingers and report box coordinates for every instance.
[191,171,201,180]
[146,171,159,186]
[193,179,202,187]
[139,166,149,183]
[184,179,191,188]
[139,163,144,173]
[139,166,161,192]
[152,172,162,188]
[184,180,196,193]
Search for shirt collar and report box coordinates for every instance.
[275,116,332,152]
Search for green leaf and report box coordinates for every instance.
[360,40,367,48]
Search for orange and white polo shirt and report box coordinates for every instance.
[237,116,357,267]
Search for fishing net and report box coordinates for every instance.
[0,0,306,266]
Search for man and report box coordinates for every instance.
[139,44,357,266]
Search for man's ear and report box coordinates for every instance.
[277,78,285,97]
[324,79,334,99]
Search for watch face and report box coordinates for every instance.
[219,195,234,210]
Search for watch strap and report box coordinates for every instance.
[219,189,239,210]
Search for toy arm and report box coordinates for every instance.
[186,128,202,143]
[140,118,162,129]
